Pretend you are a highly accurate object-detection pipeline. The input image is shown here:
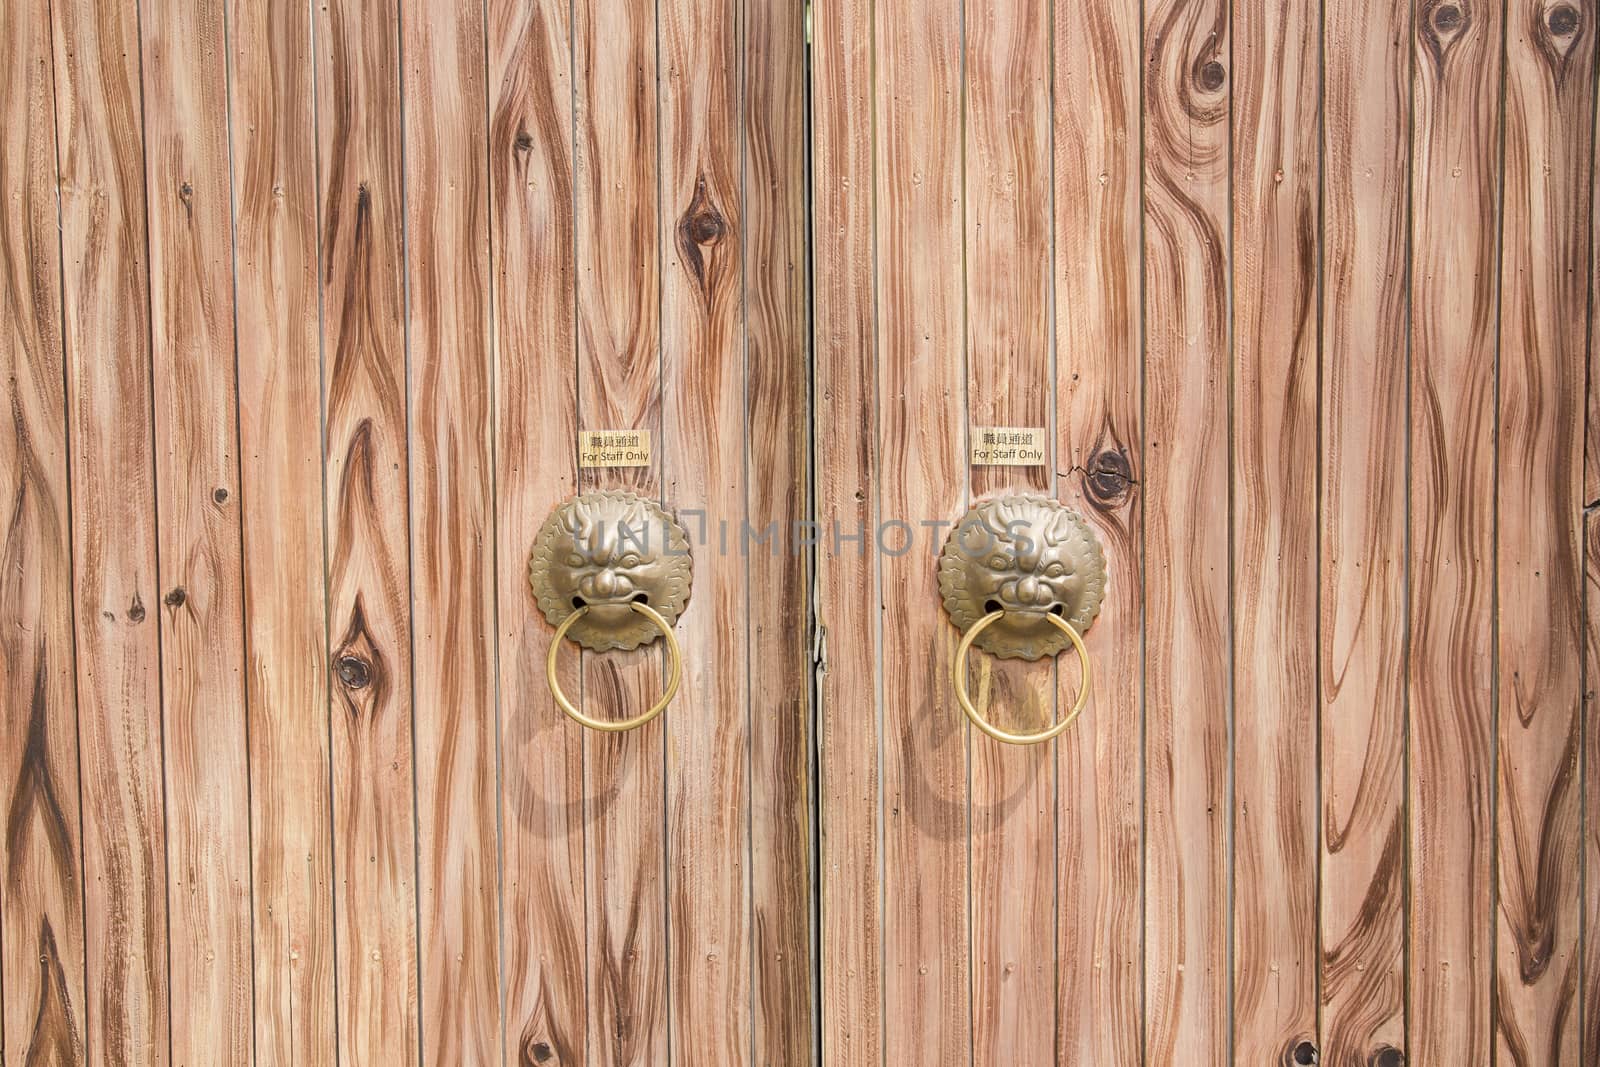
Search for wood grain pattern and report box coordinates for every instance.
[1407,1,1504,1062]
[1585,512,1600,1062]
[743,1,815,1061]
[401,0,503,1059]
[1141,0,1232,1062]
[228,0,338,1058]
[874,1,971,1062]
[1589,109,1600,511]
[312,0,420,1057]
[962,2,1056,1063]
[1230,0,1321,1060]
[488,0,589,1059]
[1493,1,1593,1059]
[1052,0,1145,1062]
[658,0,752,1060]
[1318,0,1411,1061]
[49,0,172,1057]
[813,0,884,1058]
[0,0,87,1060]
[572,0,670,1059]
[139,0,255,1058]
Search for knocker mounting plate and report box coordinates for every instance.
[529,491,693,652]
[937,495,1107,660]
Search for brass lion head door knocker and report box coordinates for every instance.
[530,491,693,732]
[938,496,1106,744]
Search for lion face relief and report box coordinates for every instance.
[529,491,693,651]
[938,496,1107,659]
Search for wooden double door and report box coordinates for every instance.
[4,0,1600,1064]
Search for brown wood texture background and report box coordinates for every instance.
[4,0,1600,1064]
[812,0,1600,1066]
[0,0,810,1063]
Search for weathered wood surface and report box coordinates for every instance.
[1585,511,1600,1062]
[229,0,338,1058]
[140,0,255,1058]
[874,2,971,1064]
[313,0,420,1058]
[50,0,171,1058]
[9,0,1600,1061]
[744,1,816,1061]
[1053,0,1145,1063]
[573,0,669,1059]
[659,0,753,1060]
[1142,0,1232,1062]
[815,0,1596,1062]
[1230,0,1320,1060]
[402,0,502,1060]
[964,1,1056,1062]
[1494,1,1593,1060]
[488,0,588,1060]
[1318,0,1411,1062]
[1407,0,1504,1062]
[0,0,86,1062]
[813,0,884,1060]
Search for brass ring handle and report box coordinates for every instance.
[546,601,683,732]
[952,610,1092,745]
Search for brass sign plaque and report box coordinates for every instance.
[970,426,1046,466]
[579,429,652,468]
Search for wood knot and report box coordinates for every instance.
[1083,449,1135,508]
[1290,1039,1318,1065]
[679,178,727,247]
[514,131,535,152]
[164,588,187,608]
[127,594,146,624]
[519,1035,557,1065]
[1421,1,1470,67]
[212,487,229,504]
[1198,60,1227,91]
[1547,4,1579,36]
[336,655,371,690]
[1371,1047,1404,1067]
[676,176,728,296]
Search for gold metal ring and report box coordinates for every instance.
[546,601,683,732]
[953,610,1092,745]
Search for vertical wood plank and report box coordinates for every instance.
[658,0,752,1059]
[1493,1,1594,1059]
[1317,0,1411,1060]
[1589,113,1600,511]
[813,0,884,1058]
[571,0,670,1058]
[228,0,338,1058]
[963,1,1056,1063]
[1585,511,1600,1061]
[400,0,503,1059]
[49,0,172,1056]
[1407,0,1504,1061]
[312,0,420,1057]
[488,0,589,1058]
[0,0,88,1059]
[139,0,255,1059]
[1052,0,1145,1062]
[743,0,815,1061]
[1230,0,1320,1060]
[874,0,970,1062]
[1141,0,1232,1062]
